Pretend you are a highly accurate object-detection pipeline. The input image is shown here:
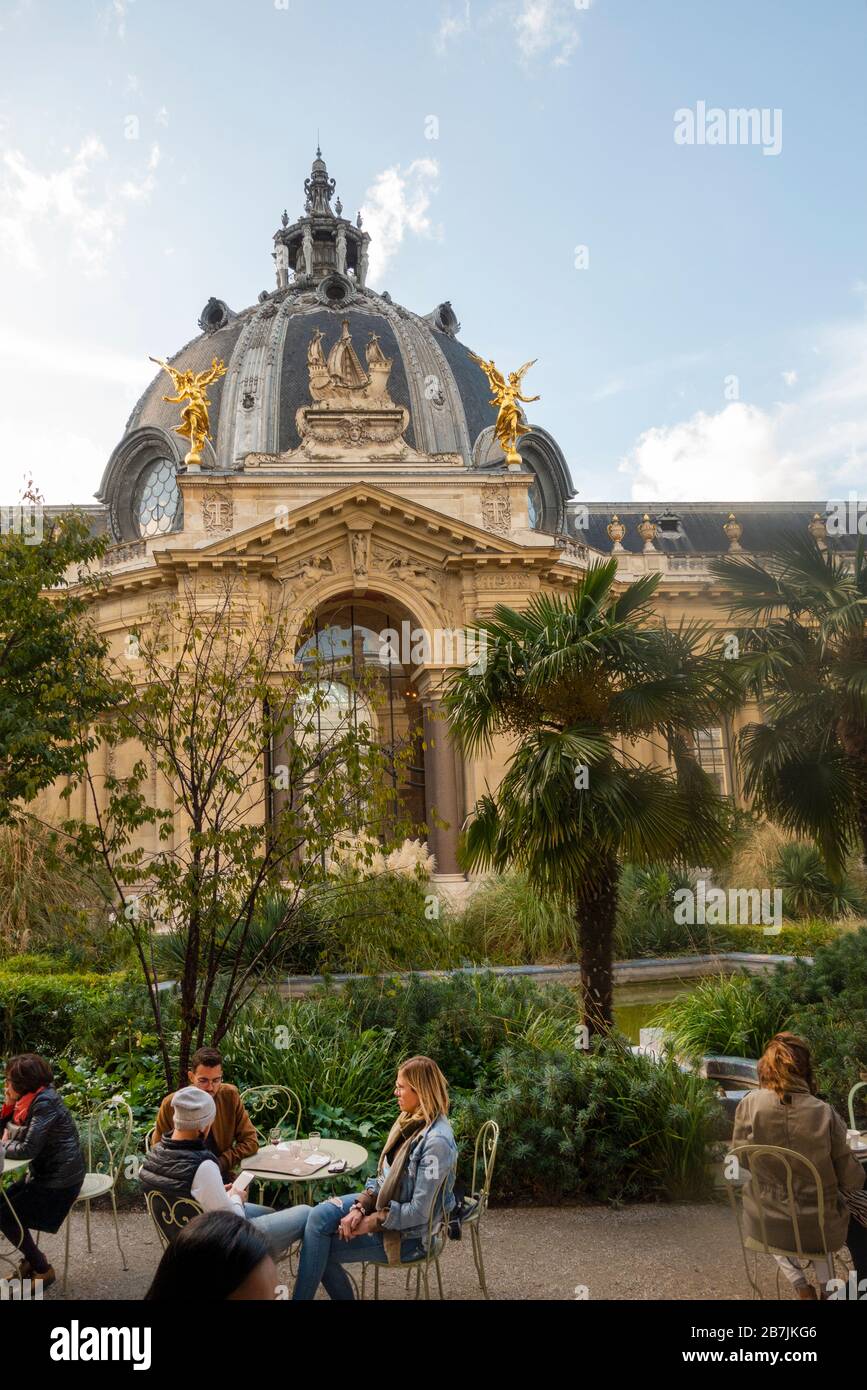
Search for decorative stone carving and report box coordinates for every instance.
[349,529,370,579]
[637,514,657,553]
[284,554,334,588]
[101,538,147,569]
[202,491,234,533]
[723,513,743,552]
[557,535,588,561]
[475,572,536,591]
[480,484,512,536]
[607,514,626,552]
[808,513,828,549]
[275,321,415,462]
[372,546,442,609]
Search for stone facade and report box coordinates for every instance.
[40,152,854,883]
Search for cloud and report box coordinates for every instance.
[513,0,584,66]
[0,136,159,275]
[100,0,132,40]
[618,316,867,501]
[782,369,798,386]
[361,159,440,285]
[436,1,471,51]
[434,0,586,66]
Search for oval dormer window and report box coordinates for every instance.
[134,457,182,538]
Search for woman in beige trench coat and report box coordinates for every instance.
[732,1033,866,1299]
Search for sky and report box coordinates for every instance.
[0,0,865,507]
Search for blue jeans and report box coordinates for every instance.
[292,1193,424,1301]
[243,1201,312,1258]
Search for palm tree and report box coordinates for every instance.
[710,532,867,877]
[444,560,733,1033]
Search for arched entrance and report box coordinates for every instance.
[294,597,426,836]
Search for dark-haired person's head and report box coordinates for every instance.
[145,1211,279,1301]
[757,1033,816,1098]
[4,1053,53,1101]
[188,1047,223,1096]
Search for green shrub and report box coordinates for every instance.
[454,873,578,963]
[335,970,576,1089]
[653,973,791,1061]
[313,871,461,974]
[0,953,74,976]
[452,1039,720,1203]
[760,927,867,1111]
[221,990,397,1147]
[153,890,328,982]
[615,863,726,958]
[773,843,867,920]
[715,919,843,956]
[0,969,153,1060]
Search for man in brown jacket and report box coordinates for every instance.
[151,1046,258,1177]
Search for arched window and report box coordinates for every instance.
[134,457,182,538]
[293,600,426,832]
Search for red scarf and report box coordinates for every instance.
[0,1086,45,1127]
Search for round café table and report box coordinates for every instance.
[240,1139,369,1206]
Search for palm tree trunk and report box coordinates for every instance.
[576,855,620,1035]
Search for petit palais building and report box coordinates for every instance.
[40,152,845,893]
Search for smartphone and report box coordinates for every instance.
[231,1170,255,1194]
[328,1159,347,1174]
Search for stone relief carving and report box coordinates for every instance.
[284,554,335,588]
[480,484,512,537]
[349,530,370,579]
[202,491,234,533]
[475,572,537,591]
[371,545,442,609]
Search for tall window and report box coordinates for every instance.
[694,727,731,796]
[294,601,426,832]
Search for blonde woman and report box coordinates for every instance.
[292,1056,457,1300]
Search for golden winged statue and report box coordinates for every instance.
[149,355,227,465]
[469,354,539,464]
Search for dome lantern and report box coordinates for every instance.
[272,148,370,292]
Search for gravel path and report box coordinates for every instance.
[17,1198,774,1301]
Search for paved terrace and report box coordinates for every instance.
[21,1200,798,1301]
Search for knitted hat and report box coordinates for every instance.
[171,1085,216,1133]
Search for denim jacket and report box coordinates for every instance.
[365,1114,457,1246]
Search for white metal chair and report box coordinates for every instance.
[847,1081,867,1132]
[462,1118,500,1299]
[360,1171,450,1301]
[726,1141,843,1299]
[62,1097,133,1293]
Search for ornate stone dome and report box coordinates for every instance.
[97,150,544,542]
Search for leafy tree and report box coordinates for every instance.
[59,574,417,1087]
[444,560,733,1032]
[0,504,111,820]
[710,533,867,876]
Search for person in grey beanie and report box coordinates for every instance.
[140,1086,310,1266]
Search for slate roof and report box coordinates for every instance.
[576,502,856,554]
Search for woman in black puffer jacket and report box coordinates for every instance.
[0,1053,85,1288]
